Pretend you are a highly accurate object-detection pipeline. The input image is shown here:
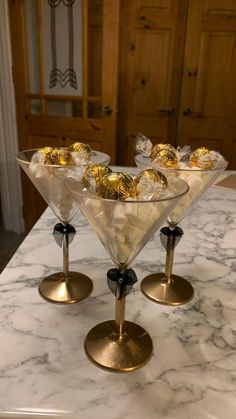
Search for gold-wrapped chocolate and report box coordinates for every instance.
[69,142,92,158]
[151,143,174,160]
[38,146,54,155]
[82,164,112,192]
[99,172,137,200]
[135,169,167,186]
[152,149,178,169]
[189,147,213,169]
[135,169,168,200]
[44,148,74,166]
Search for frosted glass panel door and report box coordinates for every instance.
[10,0,119,230]
[41,0,82,96]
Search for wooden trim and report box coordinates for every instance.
[101,0,120,162]
[170,0,189,143]
[35,0,46,114]
[20,0,30,116]
[9,0,29,151]
[28,114,102,139]
[82,0,88,118]
[26,94,101,102]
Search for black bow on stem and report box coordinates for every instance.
[107,268,138,300]
[160,226,184,250]
[53,223,76,247]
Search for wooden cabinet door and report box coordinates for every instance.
[118,0,188,165]
[177,0,236,168]
[9,0,120,231]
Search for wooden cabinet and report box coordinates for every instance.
[118,0,236,168]
[178,0,236,166]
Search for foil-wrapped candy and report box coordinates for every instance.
[136,169,167,186]
[150,143,174,160]
[33,143,93,169]
[189,147,213,169]
[190,148,226,170]
[82,164,112,193]
[38,146,54,155]
[99,172,137,200]
[44,148,74,166]
[135,169,168,200]
[34,147,54,165]
[68,142,92,159]
[152,149,178,169]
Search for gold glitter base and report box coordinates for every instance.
[84,320,153,372]
[38,272,93,304]
[141,273,194,306]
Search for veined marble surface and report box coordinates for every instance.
[0,178,236,419]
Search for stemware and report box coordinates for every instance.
[135,153,228,306]
[16,148,110,304]
[67,174,188,372]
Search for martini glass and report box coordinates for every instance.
[67,174,188,372]
[135,154,228,306]
[16,148,110,304]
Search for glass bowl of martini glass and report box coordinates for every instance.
[135,143,228,306]
[66,168,189,372]
[16,145,110,304]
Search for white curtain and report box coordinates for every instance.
[0,0,24,234]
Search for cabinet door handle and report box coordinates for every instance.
[183,108,204,117]
[101,105,113,115]
[158,108,175,116]
[183,108,192,116]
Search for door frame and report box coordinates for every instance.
[0,0,24,233]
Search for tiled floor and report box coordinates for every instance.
[0,213,25,273]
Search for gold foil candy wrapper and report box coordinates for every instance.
[82,164,112,192]
[136,169,167,186]
[44,148,74,166]
[69,142,92,158]
[135,169,168,200]
[38,146,54,155]
[189,147,213,169]
[151,143,174,160]
[152,149,178,169]
[100,172,137,200]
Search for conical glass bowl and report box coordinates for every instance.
[16,148,110,304]
[135,153,228,305]
[66,174,189,372]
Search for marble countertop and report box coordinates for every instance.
[0,174,236,419]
